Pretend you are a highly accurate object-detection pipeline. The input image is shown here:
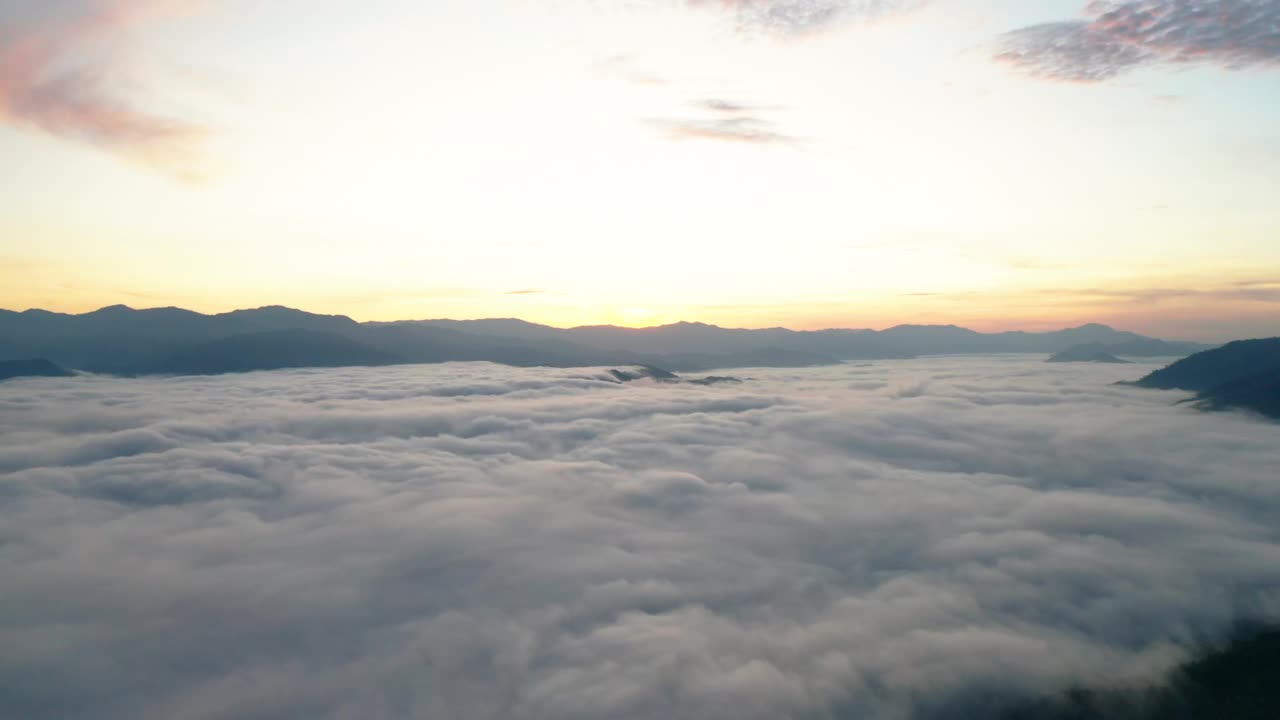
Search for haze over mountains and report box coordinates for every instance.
[0,305,1211,377]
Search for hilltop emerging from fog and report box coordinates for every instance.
[1132,338,1280,419]
[0,304,1210,376]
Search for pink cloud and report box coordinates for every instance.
[0,0,208,178]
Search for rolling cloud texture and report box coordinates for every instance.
[3,357,1279,718]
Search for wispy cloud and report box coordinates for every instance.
[700,98,753,113]
[651,116,798,144]
[1051,283,1280,305]
[0,0,208,178]
[650,97,799,144]
[1232,278,1280,288]
[997,0,1280,82]
[595,54,667,86]
[505,289,549,295]
[925,280,1280,307]
[689,0,928,35]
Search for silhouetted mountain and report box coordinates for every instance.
[566,321,804,356]
[376,318,565,343]
[1103,337,1203,356]
[1191,368,1280,419]
[604,365,742,386]
[402,319,1207,360]
[355,323,628,368]
[0,305,362,374]
[150,330,398,375]
[652,346,837,371]
[407,319,910,358]
[0,305,844,374]
[1133,338,1280,392]
[0,304,355,339]
[1047,343,1130,363]
[1034,322,1141,346]
[1132,338,1280,419]
[979,325,1205,356]
[217,305,358,333]
[0,304,1211,377]
[874,324,986,354]
[0,358,74,381]
[608,365,680,383]
[687,375,743,386]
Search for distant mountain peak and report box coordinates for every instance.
[90,304,135,314]
[231,305,305,314]
[882,323,978,335]
[223,306,358,324]
[667,321,715,329]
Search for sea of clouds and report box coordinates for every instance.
[2,356,1279,719]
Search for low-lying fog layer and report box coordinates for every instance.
[2,357,1278,719]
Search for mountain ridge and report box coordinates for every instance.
[1,304,1212,340]
[0,304,1214,377]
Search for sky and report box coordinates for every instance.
[3,357,1280,718]
[1,0,1278,340]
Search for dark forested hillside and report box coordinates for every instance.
[1133,338,1280,419]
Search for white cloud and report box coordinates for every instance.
[2,358,1279,718]
[687,0,928,34]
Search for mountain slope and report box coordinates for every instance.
[1047,343,1130,363]
[0,358,74,381]
[150,330,399,375]
[356,323,629,368]
[1192,368,1280,419]
[1133,338,1280,392]
[1132,338,1280,420]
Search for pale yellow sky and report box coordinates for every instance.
[2,0,1278,341]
